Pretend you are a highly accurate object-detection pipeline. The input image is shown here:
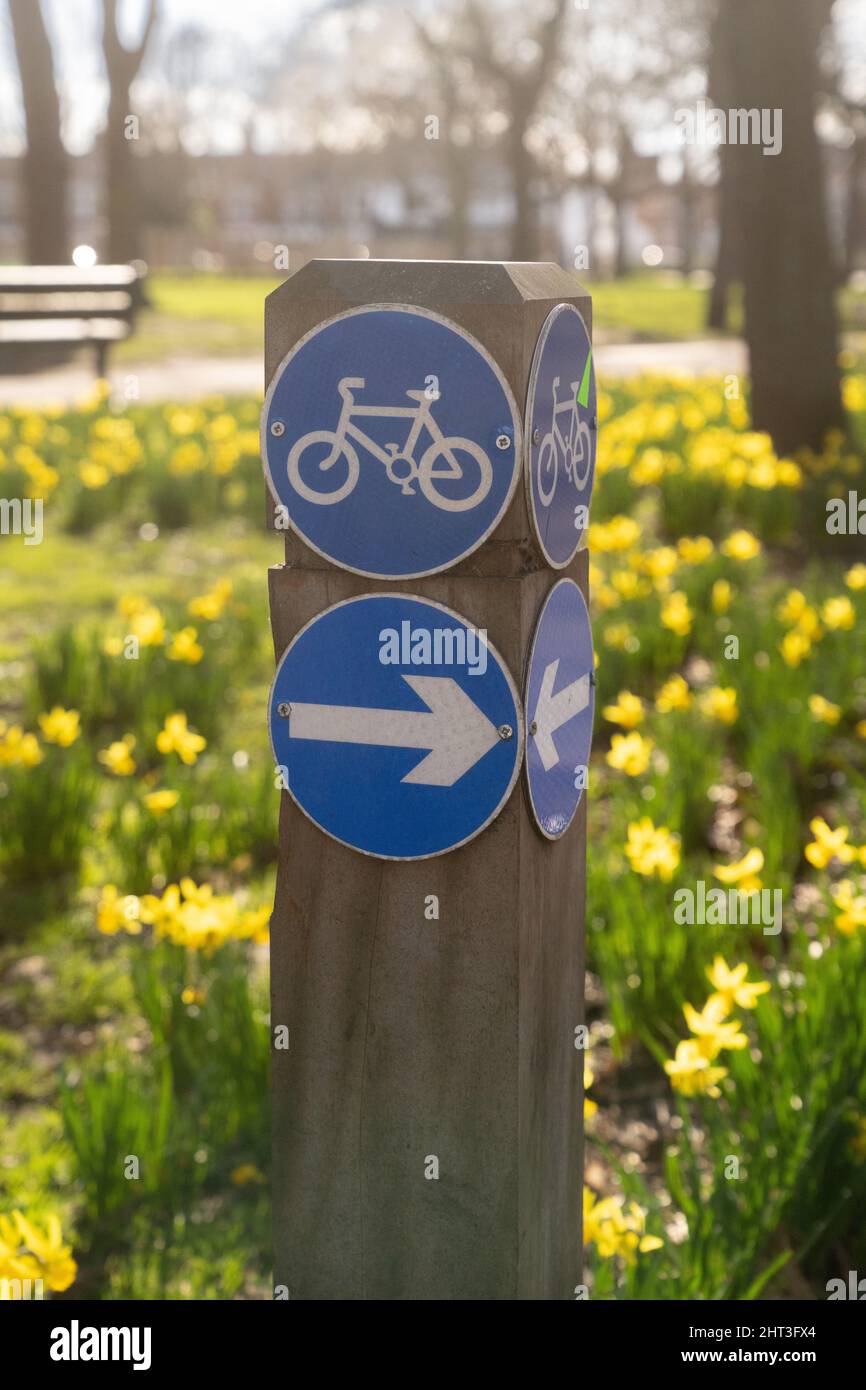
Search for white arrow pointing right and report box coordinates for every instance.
[287,674,501,787]
[532,660,590,772]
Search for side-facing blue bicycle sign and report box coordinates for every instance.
[269,594,523,860]
[525,302,597,569]
[262,305,522,579]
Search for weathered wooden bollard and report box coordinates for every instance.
[262,259,597,1300]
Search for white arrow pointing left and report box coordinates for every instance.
[532,659,591,772]
[286,674,501,787]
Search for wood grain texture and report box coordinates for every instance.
[268,260,590,1300]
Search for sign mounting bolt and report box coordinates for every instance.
[529,720,538,736]
[532,428,540,445]
[498,723,513,740]
[277,702,292,717]
[271,421,285,437]
[495,433,511,451]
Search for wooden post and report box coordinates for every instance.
[266,260,591,1300]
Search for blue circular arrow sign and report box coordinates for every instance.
[270,594,523,860]
[262,305,521,579]
[525,303,597,569]
[525,578,595,840]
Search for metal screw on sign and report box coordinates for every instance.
[277,702,291,717]
[495,433,511,450]
[271,421,285,437]
[498,723,513,740]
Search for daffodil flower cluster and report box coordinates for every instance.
[583,1187,664,1265]
[664,956,769,1099]
[0,1211,77,1295]
[97,878,270,953]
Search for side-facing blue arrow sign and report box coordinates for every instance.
[525,578,595,839]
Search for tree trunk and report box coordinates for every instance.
[721,0,843,453]
[611,192,629,278]
[707,144,738,330]
[447,145,471,259]
[105,87,142,262]
[843,134,866,281]
[507,99,539,260]
[8,0,68,263]
[679,171,697,279]
[101,0,158,264]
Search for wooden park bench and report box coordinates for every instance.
[0,264,146,377]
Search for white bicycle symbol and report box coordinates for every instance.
[287,376,494,512]
[537,374,593,509]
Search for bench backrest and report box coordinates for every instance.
[0,266,145,325]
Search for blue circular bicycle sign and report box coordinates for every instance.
[262,305,522,579]
[525,303,597,569]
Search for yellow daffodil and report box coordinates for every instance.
[644,546,679,582]
[188,579,232,621]
[821,596,855,631]
[138,879,268,953]
[721,529,761,560]
[584,1060,598,1119]
[683,996,748,1058]
[661,590,692,637]
[664,1039,727,1098]
[780,629,812,668]
[808,694,841,726]
[625,818,681,881]
[805,816,855,869]
[37,706,81,747]
[79,461,110,488]
[0,725,43,767]
[583,1188,663,1264]
[129,605,165,647]
[96,884,141,935]
[699,686,738,725]
[156,712,206,765]
[98,734,137,777]
[711,579,732,614]
[845,564,866,592]
[831,881,866,935]
[167,626,204,664]
[655,674,691,712]
[795,605,823,640]
[602,690,644,728]
[705,956,770,1012]
[713,846,764,894]
[777,589,806,625]
[588,515,641,552]
[606,731,653,776]
[677,535,713,565]
[142,789,180,815]
[2,1212,76,1292]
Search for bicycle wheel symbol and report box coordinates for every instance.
[418,437,493,512]
[287,431,360,505]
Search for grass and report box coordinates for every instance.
[113,271,866,363]
[1,370,866,1300]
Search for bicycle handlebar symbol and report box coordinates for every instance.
[536,374,593,509]
[287,376,494,512]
